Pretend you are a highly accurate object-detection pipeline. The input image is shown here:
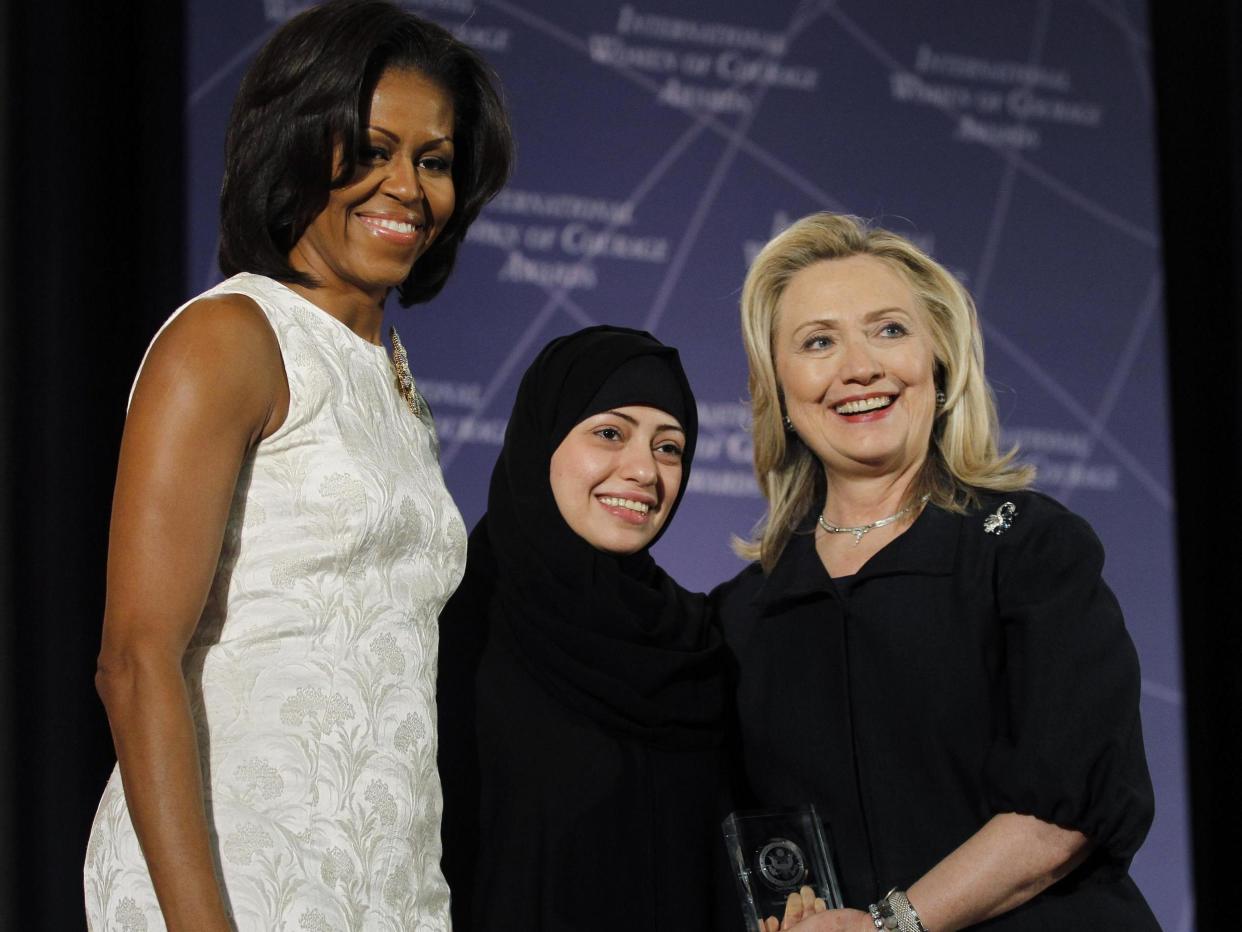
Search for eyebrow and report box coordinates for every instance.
[367,125,455,147]
[795,306,913,329]
[862,305,912,320]
[601,409,685,434]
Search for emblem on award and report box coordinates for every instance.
[756,837,808,889]
[722,805,843,931]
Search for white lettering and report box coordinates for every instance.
[490,189,634,227]
[725,432,753,465]
[890,72,973,109]
[714,51,819,90]
[697,402,751,430]
[560,223,670,263]
[436,416,507,445]
[616,4,787,57]
[915,43,1071,92]
[658,77,753,114]
[454,25,510,53]
[498,251,598,290]
[1006,86,1103,126]
[955,114,1041,150]
[466,218,522,250]
[686,467,761,497]
[589,35,679,73]
[418,380,483,408]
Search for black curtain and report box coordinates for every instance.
[1151,0,1242,926]
[1,0,185,928]
[0,0,13,924]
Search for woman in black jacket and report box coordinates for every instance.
[714,212,1158,931]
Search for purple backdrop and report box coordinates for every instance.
[188,1,1188,927]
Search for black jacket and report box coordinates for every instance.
[712,489,1159,929]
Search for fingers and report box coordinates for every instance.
[800,886,818,914]
[780,886,821,930]
[763,916,780,932]
[783,890,804,929]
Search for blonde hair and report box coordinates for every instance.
[736,212,1033,571]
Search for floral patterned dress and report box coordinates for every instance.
[84,274,466,932]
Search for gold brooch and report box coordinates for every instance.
[389,326,423,418]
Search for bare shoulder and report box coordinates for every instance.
[132,292,287,440]
[153,292,281,372]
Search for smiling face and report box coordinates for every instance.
[774,254,938,485]
[549,405,686,555]
[290,67,456,304]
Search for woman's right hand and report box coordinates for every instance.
[760,884,826,930]
[95,295,286,931]
[763,887,873,932]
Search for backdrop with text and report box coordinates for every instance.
[188,1,1187,926]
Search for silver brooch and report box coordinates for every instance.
[983,501,1017,535]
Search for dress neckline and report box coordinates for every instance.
[260,274,391,355]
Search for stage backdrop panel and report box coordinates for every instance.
[188,1,1188,927]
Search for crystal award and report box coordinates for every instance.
[721,805,843,931]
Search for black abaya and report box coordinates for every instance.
[437,327,736,932]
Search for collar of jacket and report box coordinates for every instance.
[752,500,962,610]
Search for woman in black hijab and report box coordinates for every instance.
[437,326,733,932]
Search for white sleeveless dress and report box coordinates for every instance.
[84,273,465,932]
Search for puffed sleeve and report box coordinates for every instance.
[982,506,1154,866]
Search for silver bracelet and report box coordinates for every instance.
[867,901,889,930]
[878,888,930,932]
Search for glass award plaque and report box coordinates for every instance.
[721,805,843,930]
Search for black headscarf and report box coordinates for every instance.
[464,325,723,748]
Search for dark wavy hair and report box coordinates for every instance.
[218,0,514,306]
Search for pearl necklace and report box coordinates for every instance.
[818,495,930,544]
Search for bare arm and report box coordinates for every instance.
[903,812,1089,929]
[779,813,1090,932]
[95,295,286,931]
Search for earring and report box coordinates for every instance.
[782,414,794,432]
[935,390,946,407]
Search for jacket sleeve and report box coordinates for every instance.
[982,506,1155,867]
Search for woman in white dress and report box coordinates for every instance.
[83,2,512,929]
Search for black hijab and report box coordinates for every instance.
[465,325,723,748]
